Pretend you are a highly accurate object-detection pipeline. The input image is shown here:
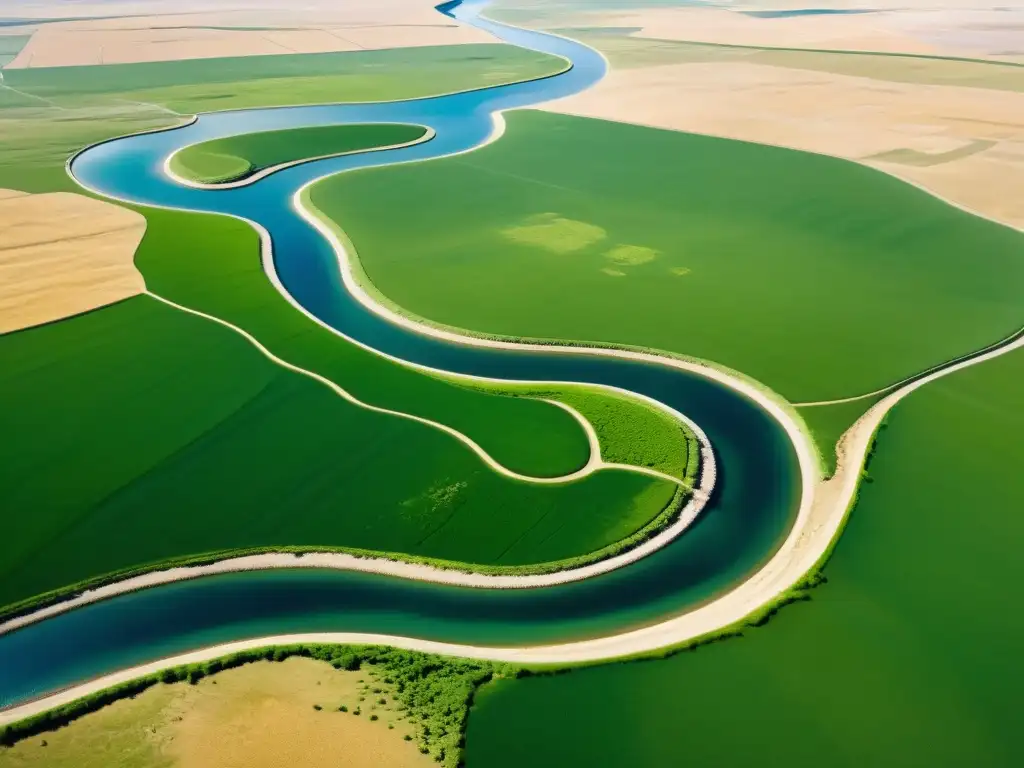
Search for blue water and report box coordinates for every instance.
[743,9,876,19]
[0,1,803,708]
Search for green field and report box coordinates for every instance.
[133,206,682,481]
[465,348,1024,767]
[0,44,567,112]
[486,382,700,480]
[0,43,566,193]
[0,295,678,616]
[169,123,429,184]
[307,110,1024,404]
[798,397,878,475]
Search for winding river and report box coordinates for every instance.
[0,1,806,709]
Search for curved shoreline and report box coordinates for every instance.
[163,124,439,190]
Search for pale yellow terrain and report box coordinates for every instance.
[6,0,495,68]
[494,2,1024,61]
[626,7,1024,60]
[542,59,1024,229]
[0,190,146,334]
[0,658,430,768]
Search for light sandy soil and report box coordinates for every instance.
[558,6,1024,61]
[0,190,146,334]
[0,658,429,768]
[6,0,495,68]
[541,60,1024,230]
[169,659,425,768]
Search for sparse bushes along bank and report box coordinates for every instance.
[0,643,509,768]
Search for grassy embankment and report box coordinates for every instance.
[169,123,429,185]
[0,646,506,768]
[0,55,690,619]
[464,347,1024,767]
[487,382,701,481]
[307,109,1024,453]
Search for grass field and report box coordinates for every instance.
[487,382,699,480]
[0,295,677,614]
[799,397,878,475]
[133,206,684,480]
[308,110,1024,403]
[0,44,567,112]
[170,123,430,184]
[464,348,1024,767]
[0,43,566,193]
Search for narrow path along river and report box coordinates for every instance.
[0,1,808,710]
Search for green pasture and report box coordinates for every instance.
[799,397,877,476]
[0,296,677,615]
[0,44,566,113]
[465,347,1024,767]
[308,110,1024,403]
[169,123,428,184]
[134,206,682,480]
[486,382,699,480]
[0,43,564,193]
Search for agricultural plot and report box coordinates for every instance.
[169,124,430,185]
[0,295,676,616]
[465,346,1024,768]
[308,109,1024,404]
[0,44,566,113]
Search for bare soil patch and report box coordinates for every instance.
[0,190,146,334]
